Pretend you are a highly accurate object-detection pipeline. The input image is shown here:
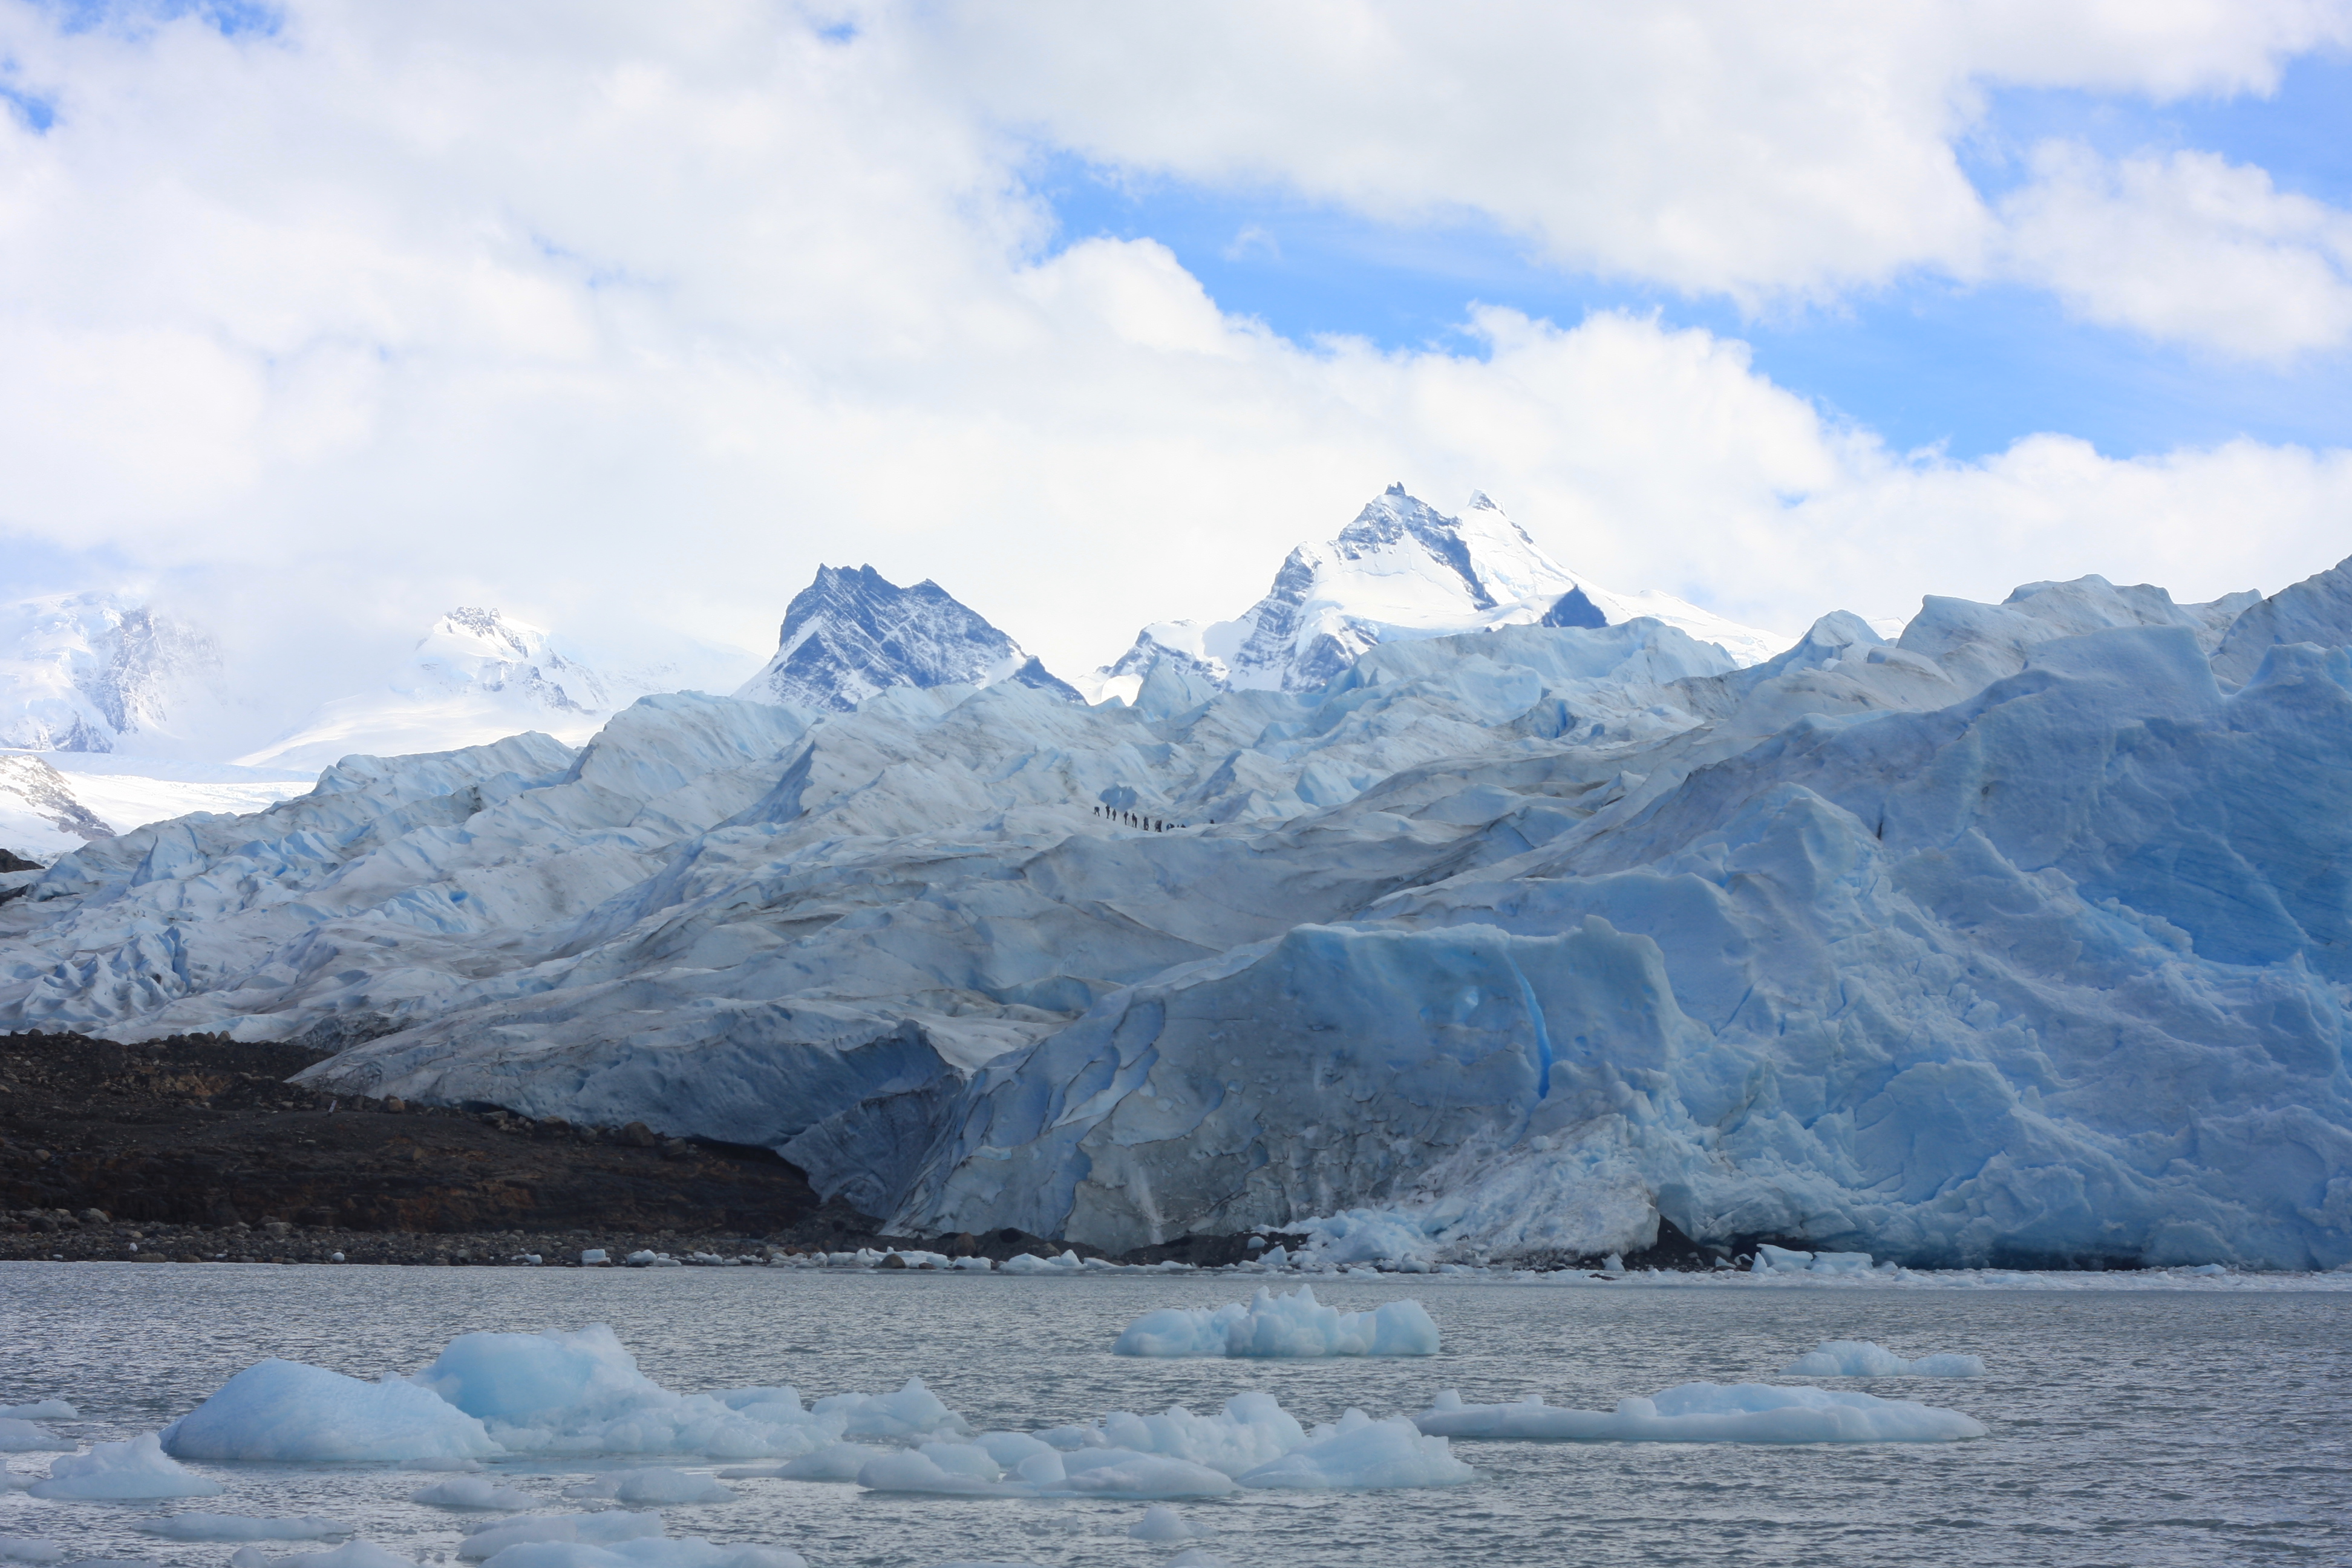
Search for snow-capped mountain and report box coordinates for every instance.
[240,607,621,772]
[736,564,1080,713]
[0,753,116,861]
[0,592,235,757]
[1091,486,1786,701]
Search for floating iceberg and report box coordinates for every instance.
[410,1326,844,1459]
[227,1543,410,1568]
[469,1541,805,1568]
[0,1541,60,1564]
[409,1476,537,1509]
[1232,1410,1474,1491]
[1129,1505,1211,1541]
[1048,1393,1308,1477]
[1112,1285,1439,1357]
[855,1441,1235,1500]
[562,1469,736,1505]
[0,1402,75,1421]
[28,1433,224,1498]
[136,1516,353,1542]
[0,1421,67,1453]
[1782,1341,1985,1377]
[456,1513,665,1561]
[719,1443,887,1483]
[1414,1383,1987,1443]
[162,1359,498,1463]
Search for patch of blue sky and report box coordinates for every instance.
[0,76,55,133]
[1030,66,2352,465]
[33,0,278,39]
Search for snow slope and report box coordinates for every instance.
[1089,488,1786,701]
[0,592,236,757]
[736,565,1080,713]
[0,549,2341,1271]
[243,609,624,773]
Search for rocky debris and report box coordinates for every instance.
[0,1028,830,1246]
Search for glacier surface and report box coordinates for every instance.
[2,531,2349,1269]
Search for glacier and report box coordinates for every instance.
[0,502,2347,1269]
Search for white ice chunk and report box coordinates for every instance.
[1076,1393,1309,1475]
[0,1422,68,1452]
[408,1476,538,1509]
[226,1543,410,1568]
[28,1433,224,1498]
[808,1379,970,1441]
[162,1359,499,1463]
[1232,1410,1474,1491]
[1112,1284,1439,1357]
[470,1541,805,1568]
[562,1468,736,1504]
[855,1443,1234,1500]
[996,1251,1084,1275]
[1129,1505,1210,1541]
[0,1402,76,1421]
[456,1512,665,1561]
[136,1516,354,1542]
[717,1442,889,1483]
[410,1326,839,1459]
[1782,1341,1986,1377]
[1413,1383,1988,1443]
[0,1541,62,1564]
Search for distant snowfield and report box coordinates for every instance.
[41,754,313,831]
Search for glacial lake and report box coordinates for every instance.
[3,1263,2348,1567]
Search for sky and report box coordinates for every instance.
[2,0,2350,707]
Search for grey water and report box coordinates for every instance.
[2,1264,2348,1567]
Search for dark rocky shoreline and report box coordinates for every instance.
[1,1026,1751,1273]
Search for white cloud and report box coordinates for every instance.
[931,0,2352,313]
[1998,140,2352,359]
[0,0,2344,723]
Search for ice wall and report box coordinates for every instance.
[3,557,2347,1269]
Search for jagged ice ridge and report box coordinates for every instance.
[1,505,2348,1269]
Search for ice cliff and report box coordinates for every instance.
[1,534,2346,1271]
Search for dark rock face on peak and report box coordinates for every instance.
[734,565,1077,713]
[1541,586,1609,629]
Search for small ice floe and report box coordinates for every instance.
[862,1391,1473,1497]
[1749,1245,1879,1276]
[136,1515,354,1542]
[998,1250,1087,1275]
[0,1422,69,1453]
[562,1468,737,1504]
[625,1250,682,1268]
[407,1475,535,1509]
[1226,1410,1474,1491]
[28,1433,224,1498]
[225,1543,409,1568]
[456,1511,664,1561]
[581,1249,610,1266]
[0,1402,76,1422]
[1783,1340,1985,1377]
[0,1540,62,1564]
[856,1440,1234,1500]
[1129,1504,1210,1541]
[1414,1383,1987,1443]
[719,1443,889,1482]
[162,1360,498,1463]
[1113,1284,1439,1357]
